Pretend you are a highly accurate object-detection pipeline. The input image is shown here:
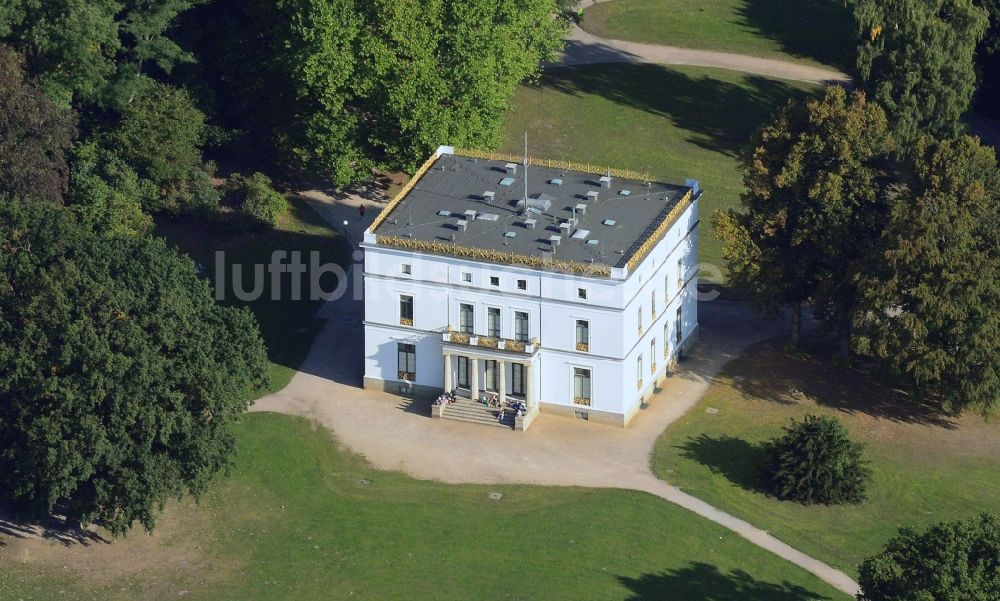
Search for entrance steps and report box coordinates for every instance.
[438,396,516,430]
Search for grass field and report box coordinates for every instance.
[502,63,817,268]
[652,340,1000,577]
[155,195,351,394]
[0,413,850,601]
[580,0,855,70]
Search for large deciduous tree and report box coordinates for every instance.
[0,201,269,535]
[714,86,895,348]
[854,0,989,147]
[858,513,1000,600]
[853,136,1000,414]
[0,45,77,204]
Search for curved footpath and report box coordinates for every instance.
[558,0,851,85]
[253,193,860,596]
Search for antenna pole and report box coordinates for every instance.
[523,131,529,201]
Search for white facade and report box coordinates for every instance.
[362,150,700,427]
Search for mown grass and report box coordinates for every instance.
[2,413,850,601]
[581,0,855,70]
[653,340,1000,576]
[155,195,351,394]
[502,63,817,268]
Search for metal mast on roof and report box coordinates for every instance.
[523,131,529,203]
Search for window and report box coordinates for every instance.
[650,339,657,373]
[490,276,500,286]
[664,323,670,358]
[638,306,644,335]
[485,360,499,392]
[677,258,684,289]
[575,319,590,352]
[665,274,670,302]
[676,307,683,344]
[517,279,527,290]
[514,311,529,342]
[512,363,525,396]
[487,307,501,337]
[637,355,644,389]
[578,288,587,300]
[457,356,469,388]
[397,343,416,380]
[399,295,413,326]
[401,264,412,275]
[573,367,591,406]
[651,289,657,319]
[462,272,472,283]
[460,303,474,334]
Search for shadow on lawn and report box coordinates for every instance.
[676,434,769,494]
[736,0,855,70]
[619,562,831,600]
[0,506,109,548]
[729,340,957,429]
[538,64,812,157]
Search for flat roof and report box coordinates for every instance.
[370,151,694,276]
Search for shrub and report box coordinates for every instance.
[858,513,1000,601]
[228,172,286,228]
[762,414,870,504]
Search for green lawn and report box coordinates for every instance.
[653,340,1000,577]
[581,0,855,70]
[502,63,817,267]
[156,195,351,394]
[1,413,849,601]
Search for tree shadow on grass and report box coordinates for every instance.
[735,0,855,70]
[0,505,109,548]
[675,434,770,494]
[537,64,817,157]
[729,340,957,429]
[619,562,832,600]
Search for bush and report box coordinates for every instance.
[762,414,870,504]
[858,513,1000,600]
[227,172,286,228]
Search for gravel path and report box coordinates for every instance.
[557,0,851,85]
[251,193,860,596]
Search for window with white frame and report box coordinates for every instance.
[575,319,589,351]
[578,288,587,300]
[457,356,469,388]
[459,303,474,334]
[573,367,591,406]
[650,339,657,372]
[514,311,529,342]
[677,258,684,289]
[487,307,501,337]
[399,295,413,326]
[651,288,657,319]
[397,343,416,380]
[490,276,500,286]
[676,306,683,344]
[637,355,644,389]
[517,279,527,290]
[485,360,499,391]
[638,306,644,334]
[462,272,472,283]
[401,263,412,275]
[512,363,525,396]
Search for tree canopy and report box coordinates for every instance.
[0,45,78,204]
[0,201,268,534]
[854,136,1000,413]
[715,86,895,348]
[854,0,989,147]
[858,513,1000,600]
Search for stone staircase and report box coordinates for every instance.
[439,396,516,429]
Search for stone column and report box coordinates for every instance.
[443,353,452,393]
[525,362,535,408]
[470,357,479,400]
[498,360,507,405]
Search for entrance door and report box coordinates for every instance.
[511,363,525,396]
[457,356,469,388]
[484,360,499,392]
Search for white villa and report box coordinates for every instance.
[362,146,700,429]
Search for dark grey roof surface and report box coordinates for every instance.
[373,153,692,269]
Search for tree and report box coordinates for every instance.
[857,513,1000,600]
[0,45,78,204]
[112,82,218,213]
[226,172,287,228]
[714,86,895,348]
[65,140,153,237]
[0,200,269,535]
[763,414,871,505]
[853,136,1000,414]
[855,0,989,146]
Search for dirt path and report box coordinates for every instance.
[558,0,851,85]
[248,193,860,596]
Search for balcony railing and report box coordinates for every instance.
[574,396,592,406]
[399,318,413,326]
[443,331,538,354]
[576,342,589,352]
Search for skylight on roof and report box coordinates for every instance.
[619,190,631,196]
[499,177,515,186]
[603,219,617,226]
[504,231,517,238]
[550,178,563,186]
[587,239,600,246]
[437,210,451,217]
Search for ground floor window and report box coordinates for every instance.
[397,343,416,380]
[457,356,469,388]
[573,367,591,406]
[485,360,499,392]
[676,307,683,344]
[512,363,525,396]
